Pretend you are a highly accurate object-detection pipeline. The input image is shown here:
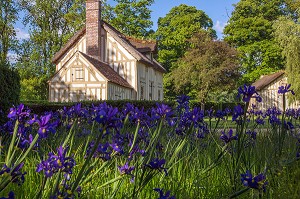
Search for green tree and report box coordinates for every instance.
[17,0,86,100]
[171,32,240,102]
[154,4,216,100]
[110,0,154,38]
[223,0,286,84]
[155,4,216,71]
[274,13,300,101]
[0,0,18,65]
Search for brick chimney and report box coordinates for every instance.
[86,0,102,60]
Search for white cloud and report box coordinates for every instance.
[15,28,30,40]
[214,20,228,34]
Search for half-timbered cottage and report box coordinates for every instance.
[48,0,166,102]
[250,71,299,111]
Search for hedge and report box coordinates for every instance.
[189,100,243,111]
[0,65,20,123]
[17,99,244,116]
[21,100,177,115]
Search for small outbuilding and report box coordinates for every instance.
[250,71,299,111]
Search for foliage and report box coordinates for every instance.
[20,76,48,101]
[154,4,216,100]
[21,99,176,115]
[171,32,240,102]
[0,0,18,64]
[1,88,300,198]
[15,0,86,100]
[273,12,300,102]
[110,0,155,38]
[155,4,216,71]
[223,0,287,84]
[0,63,20,122]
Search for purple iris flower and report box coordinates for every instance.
[269,115,281,126]
[95,110,107,124]
[118,162,135,182]
[0,191,15,199]
[238,85,262,103]
[110,142,124,154]
[206,108,214,119]
[128,145,146,160]
[154,188,175,199]
[10,163,27,185]
[7,104,30,121]
[145,158,168,176]
[86,142,111,161]
[0,163,27,186]
[220,129,238,144]
[154,104,173,118]
[246,130,257,140]
[232,105,244,123]
[190,107,205,123]
[215,110,225,119]
[176,95,190,112]
[255,116,265,125]
[37,146,75,178]
[0,164,11,175]
[241,170,268,192]
[284,121,294,130]
[36,113,56,139]
[118,162,135,175]
[278,84,295,95]
[68,103,88,118]
[27,114,38,125]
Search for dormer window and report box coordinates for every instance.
[72,67,84,81]
[146,52,154,62]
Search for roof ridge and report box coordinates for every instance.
[52,20,166,73]
[125,35,157,44]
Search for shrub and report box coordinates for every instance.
[190,100,243,111]
[21,100,176,115]
[0,64,20,123]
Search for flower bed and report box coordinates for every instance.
[0,85,300,198]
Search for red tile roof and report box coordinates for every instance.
[52,27,86,64]
[52,21,166,73]
[80,52,133,89]
[125,36,157,53]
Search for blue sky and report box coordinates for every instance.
[149,0,240,38]
[15,0,239,41]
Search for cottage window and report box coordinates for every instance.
[158,90,161,101]
[149,82,154,100]
[140,86,144,100]
[73,68,84,81]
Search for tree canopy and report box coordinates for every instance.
[274,12,300,101]
[109,0,154,38]
[171,32,240,102]
[223,0,287,84]
[0,0,18,65]
[16,0,86,100]
[154,4,216,100]
[155,4,216,72]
